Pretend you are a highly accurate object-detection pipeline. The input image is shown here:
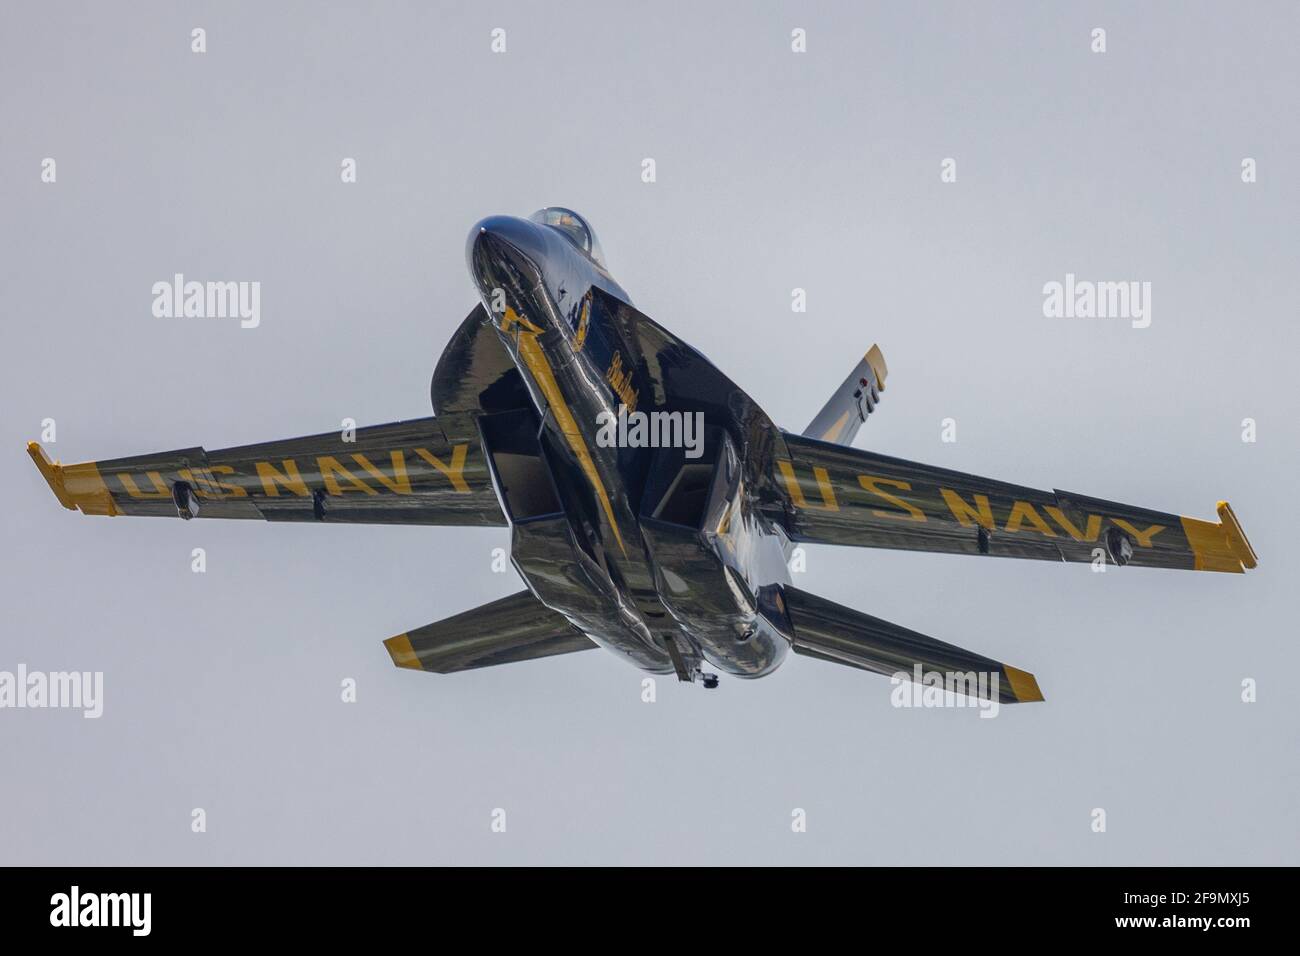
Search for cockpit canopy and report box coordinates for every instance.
[529,207,606,269]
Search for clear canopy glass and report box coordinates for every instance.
[529,207,605,268]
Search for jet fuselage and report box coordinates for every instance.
[466,211,792,684]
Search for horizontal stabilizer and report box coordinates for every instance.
[803,345,887,446]
[384,590,597,674]
[782,585,1043,703]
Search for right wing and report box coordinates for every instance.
[771,433,1257,573]
[384,590,597,673]
[28,417,504,526]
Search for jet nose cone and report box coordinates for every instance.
[466,215,541,279]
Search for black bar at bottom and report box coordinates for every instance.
[0,866,1281,941]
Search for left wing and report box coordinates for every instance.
[28,417,505,526]
[770,433,1257,573]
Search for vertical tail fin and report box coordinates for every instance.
[802,344,887,446]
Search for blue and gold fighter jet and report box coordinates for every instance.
[29,208,1258,702]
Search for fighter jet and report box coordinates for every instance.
[29,207,1258,703]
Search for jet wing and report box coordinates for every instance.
[28,417,505,526]
[783,585,1043,703]
[771,433,1257,573]
[384,589,597,673]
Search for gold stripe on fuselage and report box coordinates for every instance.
[505,307,628,556]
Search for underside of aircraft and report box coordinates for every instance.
[29,208,1257,705]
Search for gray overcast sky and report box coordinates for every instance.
[2,1,1297,864]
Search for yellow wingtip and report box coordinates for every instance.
[27,441,76,511]
[1003,665,1045,703]
[384,633,423,670]
[1216,501,1258,570]
[27,442,120,516]
[1180,502,1257,573]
